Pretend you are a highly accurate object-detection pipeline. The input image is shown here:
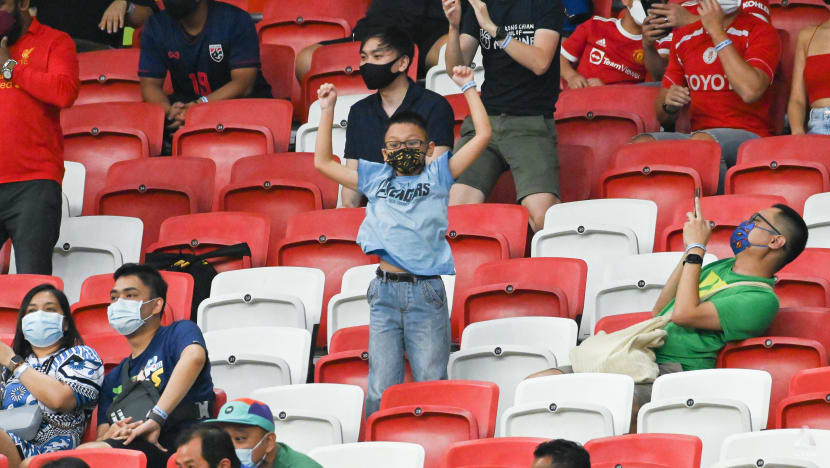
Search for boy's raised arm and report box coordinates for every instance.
[313,83,359,191]
[447,66,492,179]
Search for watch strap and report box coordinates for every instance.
[495,26,507,41]
[683,253,704,265]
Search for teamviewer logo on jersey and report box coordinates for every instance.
[589,48,605,65]
[209,44,224,63]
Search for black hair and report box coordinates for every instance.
[772,204,808,269]
[113,263,168,316]
[533,439,591,468]
[13,285,84,358]
[384,111,430,140]
[41,458,91,468]
[176,423,241,468]
[360,26,415,71]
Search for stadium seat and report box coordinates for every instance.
[710,456,819,467]
[314,348,414,394]
[379,380,499,439]
[775,366,830,429]
[585,433,703,468]
[804,192,830,248]
[456,258,587,337]
[788,366,830,394]
[8,216,143,303]
[72,271,193,336]
[638,369,773,467]
[260,44,295,100]
[777,248,830,308]
[0,275,63,343]
[656,194,788,257]
[592,252,717,334]
[95,157,216,251]
[725,136,830,212]
[266,0,370,29]
[76,49,142,105]
[250,383,364,451]
[767,307,830,356]
[445,93,470,140]
[173,99,294,190]
[425,44,484,96]
[308,442,425,468]
[500,373,634,442]
[594,311,653,334]
[718,337,827,428]
[257,12,350,58]
[444,437,546,468]
[84,332,130,371]
[197,266,324,334]
[329,325,370,353]
[558,144,595,203]
[62,103,165,215]
[277,208,378,346]
[294,94,370,155]
[719,428,830,466]
[28,449,146,468]
[461,316,577,368]
[62,161,86,218]
[204,327,311,399]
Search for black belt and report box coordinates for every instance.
[376,267,439,283]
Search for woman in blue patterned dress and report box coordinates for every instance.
[0,284,104,467]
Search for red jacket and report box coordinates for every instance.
[0,18,79,185]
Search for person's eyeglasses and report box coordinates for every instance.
[748,212,781,235]
[384,139,425,151]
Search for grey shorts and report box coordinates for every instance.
[557,362,684,405]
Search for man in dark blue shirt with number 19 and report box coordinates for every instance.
[138,0,271,134]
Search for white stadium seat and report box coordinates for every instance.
[719,429,830,467]
[308,442,425,468]
[804,192,830,248]
[294,94,370,156]
[709,458,819,468]
[425,44,485,95]
[460,317,577,366]
[62,160,86,217]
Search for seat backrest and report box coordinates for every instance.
[444,437,547,468]
[340,264,380,293]
[652,369,773,431]
[803,195,830,248]
[76,49,142,105]
[514,373,635,436]
[449,204,528,259]
[379,380,499,439]
[229,153,340,210]
[720,428,830,464]
[460,317,578,367]
[28,448,146,468]
[314,349,415,395]
[307,442,425,468]
[770,3,830,85]
[767,307,830,357]
[789,366,830,395]
[263,0,370,30]
[204,326,311,385]
[62,161,86,218]
[585,434,703,468]
[260,44,295,100]
[558,144,594,203]
[257,13,351,57]
[0,275,63,342]
[611,140,722,196]
[61,102,165,156]
[555,84,661,133]
[594,311,653,334]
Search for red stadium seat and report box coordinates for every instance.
[456,258,587,338]
[767,307,830,357]
[277,208,378,346]
[788,366,830,394]
[445,437,547,468]
[380,380,499,439]
[594,311,653,334]
[656,194,788,257]
[96,157,216,251]
[329,325,369,353]
[214,388,228,417]
[76,49,142,105]
[257,13,350,57]
[28,449,146,468]
[609,141,721,196]
[314,349,414,393]
[216,153,337,261]
[84,332,130,371]
[173,99,293,190]
[556,85,662,133]
[145,212,271,272]
[260,44,295,100]
[725,136,830,212]
[82,407,98,443]
[774,272,830,308]
[445,93,470,140]
[485,170,518,205]
[718,337,827,428]
[584,434,703,468]
[269,0,371,30]
[0,275,64,343]
[776,391,830,429]
[71,271,193,336]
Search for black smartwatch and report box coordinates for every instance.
[662,103,679,114]
[683,253,704,266]
[7,355,23,371]
[495,25,507,41]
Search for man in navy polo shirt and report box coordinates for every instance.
[138,0,271,136]
[341,26,454,208]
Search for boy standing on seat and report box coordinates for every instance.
[314,66,491,417]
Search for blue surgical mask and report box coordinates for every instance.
[21,311,64,348]
[107,298,158,336]
[236,434,268,468]
[730,219,775,255]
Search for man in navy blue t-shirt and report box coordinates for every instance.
[138,0,271,133]
[78,263,214,468]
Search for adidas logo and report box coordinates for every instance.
[596,38,606,47]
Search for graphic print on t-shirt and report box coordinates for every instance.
[375,178,432,203]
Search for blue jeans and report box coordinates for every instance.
[365,276,451,417]
[808,107,830,135]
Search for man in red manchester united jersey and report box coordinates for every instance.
[0,0,79,274]
[631,0,779,191]
[560,0,646,88]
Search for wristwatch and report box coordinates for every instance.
[2,59,18,81]
[7,355,23,372]
[683,253,704,266]
[494,25,507,41]
[662,103,679,114]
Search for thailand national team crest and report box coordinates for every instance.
[209,44,224,63]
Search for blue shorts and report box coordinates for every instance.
[808,107,830,135]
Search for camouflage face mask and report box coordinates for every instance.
[386,147,426,175]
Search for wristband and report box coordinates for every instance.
[460,81,476,93]
[714,38,732,53]
[500,34,513,49]
[12,363,29,380]
[148,412,166,427]
[685,242,707,254]
[198,96,209,104]
[151,405,169,421]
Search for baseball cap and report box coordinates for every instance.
[205,398,275,433]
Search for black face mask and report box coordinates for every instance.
[360,56,403,90]
[0,8,23,45]
[163,0,200,20]
[386,147,426,175]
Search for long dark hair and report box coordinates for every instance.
[12,284,84,358]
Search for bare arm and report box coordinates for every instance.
[203,67,258,102]
[642,15,670,81]
[656,86,690,126]
[652,260,685,316]
[447,67,491,179]
[314,84,359,191]
[499,28,560,76]
[560,55,588,89]
[16,368,77,412]
[140,76,172,112]
[788,27,812,135]
[443,0,479,69]
[340,159,364,207]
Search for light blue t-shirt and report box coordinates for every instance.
[356,152,456,276]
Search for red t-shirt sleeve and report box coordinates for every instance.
[744,21,781,82]
[561,20,590,63]
[12,32,79,108]
[661,38,686,88]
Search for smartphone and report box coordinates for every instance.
[643,0,671,37]
[694,188,701,218]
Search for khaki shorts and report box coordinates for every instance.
[454,114,560,201]
[557,362,684,405]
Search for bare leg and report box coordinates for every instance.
[75,441,113,449]
[295,43,322,82]
[525,368,564,379]
[449,183,486,205]
[425,34,448,69]
[630,393,641,433]
[0,431,23,468]
[522,192,560,232]
[630,134,657,144]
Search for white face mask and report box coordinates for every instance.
[718,0,741,15]
[628,0,648,26]
[107,298,157,336]
[22,311,65,348]
[236,434,268,468]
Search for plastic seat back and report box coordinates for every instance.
[585,434,703,468]
[767,307,830,357]
[0,275,63,343]
[329,325,370,353]
[314,349,414,394]
[444,438,546,468]
[594,311,653,334]
[461,317,578,367]
[257,13,350,57]
[804,193,830,248]
[77,49,142,105]
[62,161,86,217]
[260,44,294,100]
[308,442,425,468]
[720,428,830,467]
[29,449,146,468]
[789,367,830,395]
[96,157,216,251]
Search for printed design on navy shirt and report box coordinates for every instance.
[376,177,432,203]
[209,44,224,63]
[131,355,165,387]
[480,23,536,50]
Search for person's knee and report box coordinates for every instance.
[690,131,716,142]
[522,193,558,231]
[75,441,113,450]
[449,184,486,205]
[525,368,564,380]
[630,134,657,144]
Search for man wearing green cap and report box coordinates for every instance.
[207,398,322,468]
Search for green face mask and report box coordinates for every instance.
[386,147,426,175]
